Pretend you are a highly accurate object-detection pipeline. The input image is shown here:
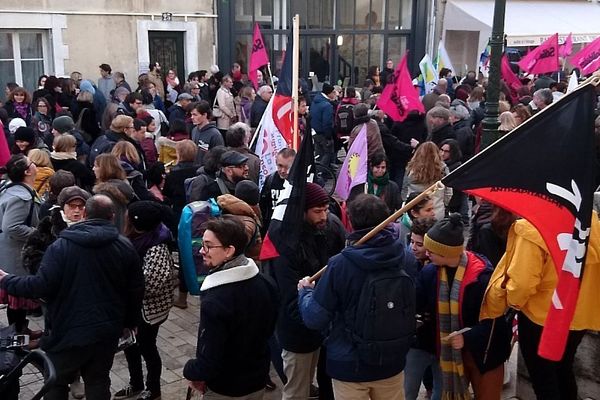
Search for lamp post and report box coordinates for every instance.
[481,0,507,149]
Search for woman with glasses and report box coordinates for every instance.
[0,154,42,336]
[31,97,53,146]
[184,217,278,399]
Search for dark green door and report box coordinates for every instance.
[148,31,185,80]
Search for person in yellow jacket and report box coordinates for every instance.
[480,213,600,400]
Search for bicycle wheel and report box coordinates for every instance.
[314,164,337,196]
[0,349,56,400]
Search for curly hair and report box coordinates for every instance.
[406,141,444,184]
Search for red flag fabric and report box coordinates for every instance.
[518,33,559,74]
[442,84,596,361]
[559,33,573,58]
[249,23,270,89]
[271,38,294,147]
[0,121,10,167]
[571,35,600,76]
[501,54,522,92]
[376,53,424,122]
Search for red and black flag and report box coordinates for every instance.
[272,38,294,146]
[442,83,597,361]
[259,128,315,260]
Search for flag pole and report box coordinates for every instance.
[292,14,300,151]
[267,62,275,91]
[309,181,444,282]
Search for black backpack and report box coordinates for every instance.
[335,104,355,135]
[345,257,416,366]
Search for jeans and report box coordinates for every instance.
[403,348,442,400]
[124,320,163,395]
[518,313,585,400]
[44,339,118,400]
[314,134,333,168]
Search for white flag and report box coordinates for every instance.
[566,71,578,94]
[254,98,288,190]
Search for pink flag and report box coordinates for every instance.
[377,54,424,122]
[559,33,573,58]
[571,35,600,75]
[518,33,559,74]
[0,121,10,167]
[249,23,270,89]
[334,124,368,201]
[501,54,522,92]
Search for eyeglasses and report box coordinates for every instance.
[202,243,225,252]
[65,202,85,210]
[26,161,36,169]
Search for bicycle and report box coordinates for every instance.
[0,325,56,400]
[314,163,337,196]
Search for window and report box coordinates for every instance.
[0,31,49,94]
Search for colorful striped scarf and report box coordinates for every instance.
[439,253,471,400]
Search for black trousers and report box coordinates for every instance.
[124,320,163,395]
[44,339,118,400]
[518,313,585,400]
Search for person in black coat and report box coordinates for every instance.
[184,217,278,398]
[426,106,456,146]
[0,194,144,400]
[375,111,415,188]
[250,86,272,128]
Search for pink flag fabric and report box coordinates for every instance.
[559,33,573,58]
[0,121,10,167]
[249,23,270,89]
[334,124,368,201]
[518,33,559,74]
[571,35,600,75]
[377,53,424,122]
[501,54,522,92]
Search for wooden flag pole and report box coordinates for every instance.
[308,181,444,282]
[292,15,300,151]
[267,62,275,91]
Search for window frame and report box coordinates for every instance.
[0,29,51,91]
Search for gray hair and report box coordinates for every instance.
[427,106,451,121]
[533,88,553,106]
[257,85,272,96]
[449,104,470,121]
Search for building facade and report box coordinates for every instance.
[1,0,428,95]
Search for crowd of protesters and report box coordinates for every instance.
[0,56,599,400]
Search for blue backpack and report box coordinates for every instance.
[178,199,221,295]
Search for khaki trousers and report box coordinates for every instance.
[281,349,319,400]
[331,371,405,400]
[202,388,265,399]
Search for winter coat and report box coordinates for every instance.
[250,97,268,128]
[266,214,346,353]
[428,123,456,147]
[0,183,40,276]
[239,97,253,125]
[147,70,165,99]
[21,208,68,275]
[73,101,102,143]
[183,256,278,397]
[401,164,452,221]
[259,172,285,235]
[229,146,260,183]
[163,161,198,216]
[33,166,54,197]
[418,252,512,373]
[298,228,419,382]
[89,130,127,167]
[215,87,236,130]
[51,156,96,190]
[452,119,475,161]
[97,76,116,102]
[480,216,600,331]
[167,103,187,124]
[311,93,334,137]
[191,123,224,166]
[1,219,144,352]
[391,113,428,144]
[3,101,32,126]
[31,112,53,148]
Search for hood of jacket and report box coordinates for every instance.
[312,93,330,106]
[342,227,406,271]
[217,194,258,219]
[60,219,120,248]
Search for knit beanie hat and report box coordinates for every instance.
[235,180,259,206]
[305,183,329,210]
[14,127,35,144]
[128,201,163,232]
[424,213,464,258]
[52,115,75,134]
[79,80,96,95]
[8,118,27,134]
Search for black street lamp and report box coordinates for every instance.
[481,0,507,149]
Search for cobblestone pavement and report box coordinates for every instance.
[2,294,518,400]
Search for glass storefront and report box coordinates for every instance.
[222,0,421,88]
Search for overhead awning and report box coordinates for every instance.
[446,0,600,47]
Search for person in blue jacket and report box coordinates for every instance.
[310,83,337,168]
[298,194,419,399]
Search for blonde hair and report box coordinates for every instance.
[28,149,53,168]
[176,139,198,163]
[499,100,511,113]
[111,141,140,166]
[406,141,445,184]
[53,134,77,152]
[110,115,133,133]
[498,111,518,132]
